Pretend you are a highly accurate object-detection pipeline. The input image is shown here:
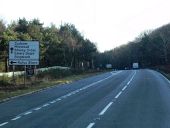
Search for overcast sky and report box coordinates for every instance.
[1,0,170,52]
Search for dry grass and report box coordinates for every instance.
[0,71,104,101]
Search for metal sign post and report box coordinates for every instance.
[24,65,26,86]
[12,65,15,84]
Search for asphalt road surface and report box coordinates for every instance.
[0,69,170,128]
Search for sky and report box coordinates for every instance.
[1,0,170,52]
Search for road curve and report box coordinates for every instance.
[0,69,170,128]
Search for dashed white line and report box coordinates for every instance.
[56,98,61,101]
[42,103,50,107]
[24,111,32,115]
[99,102,113,116]
[11,116,21,121]
[0,71,122,127]
[127,81,130,85]
[122,86,127,91]
[0,122,8,127]
[86,123,95,128]
[34,107,42,111]
[115,91,122,99]
[50,101,56,104]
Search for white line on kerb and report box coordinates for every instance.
[24,111,32,115]
[99,102,113,116]
[122,86,127,91]
[11,116,21,121]
[115,91,122,99]
[86,123,95,128]
[0,122,8,127]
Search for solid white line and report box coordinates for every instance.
[24,111,32,115]
[115,91,122,99]
[122,86,127,91]
[99,102,113,116]
[86,123,95,128]
[0,122,8,127]
[11,116,21,121]
[34,107,41,111]
[160,73,170,84]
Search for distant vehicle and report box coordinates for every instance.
[105,64,112,69]
[132,63,139,69]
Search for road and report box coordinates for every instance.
[0,69,170,128]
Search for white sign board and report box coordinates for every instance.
[9,41,39,65]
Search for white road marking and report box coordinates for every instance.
[34,107,42,111]
[50,101,56,104]
[43,103,50,107]
[99,102,113,116]
[0,122,8,127]
[159,73,170,84]
[24,111,32,115]
[56,98,61,101]
[86,123,95,128]
[2,71,122,127]
[127,71,136,85]
[11,116,21,121]
[122,86,127,91]
[115,91,122,99]
[127,81,130,85]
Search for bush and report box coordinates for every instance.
[37,68,72,79]
[0,75,11,86]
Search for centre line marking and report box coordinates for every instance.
[2,71,122,127]
[115,91,122,99]
[122,86,127,91]
[99,102,113,116]
[34,107,41,111]
[0,122,8,127]
[50,101,56,104]
[24,111,32,115]
[11,116,21,121]
[43,104,50,107]
[86,123,95,128]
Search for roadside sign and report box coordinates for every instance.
[26,67,34,76]
[9,41,39,65]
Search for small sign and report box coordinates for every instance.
[9,41,39,65]
[26,67,34,76]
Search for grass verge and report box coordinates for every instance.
[0,70,106,102]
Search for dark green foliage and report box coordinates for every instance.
[96,23,170,69]
[0,19,97,71]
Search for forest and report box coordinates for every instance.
[0,18,97,72]
[98,23,170,71]
[0,18,170,72]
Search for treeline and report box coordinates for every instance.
[1,18,170,72]
[97,23,170,69]
[0,18,97,71]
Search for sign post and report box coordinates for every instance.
[9,41,39,85]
